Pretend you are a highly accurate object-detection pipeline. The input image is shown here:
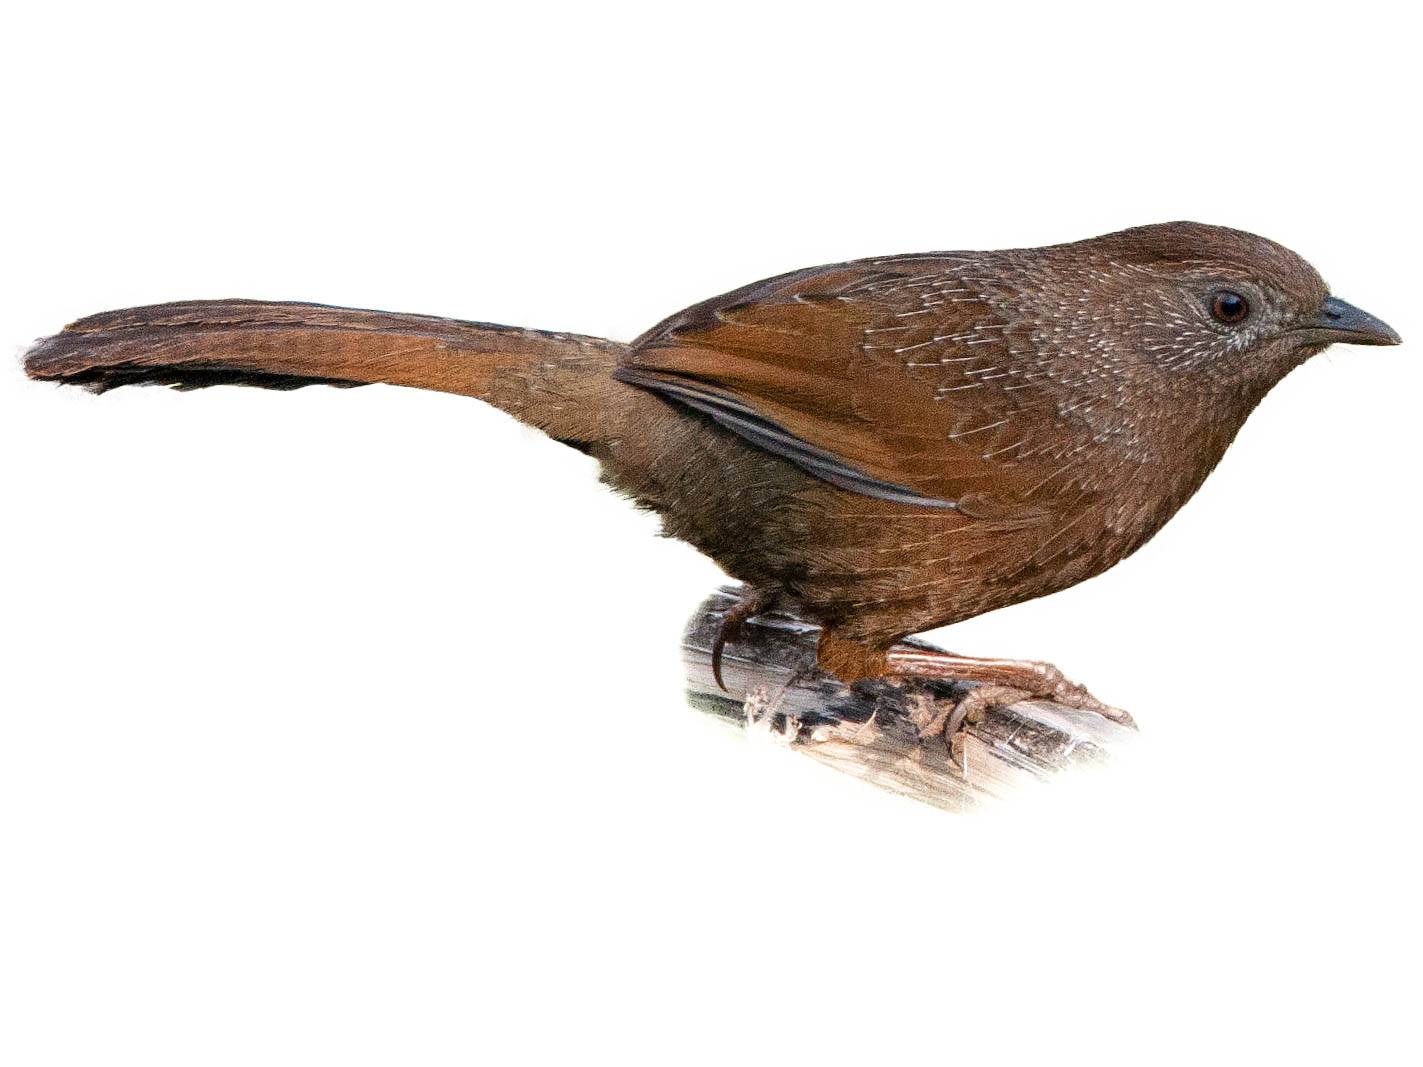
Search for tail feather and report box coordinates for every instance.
[24,299,633,445]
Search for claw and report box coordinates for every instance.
[886,646,1134,735]
[711,587,776,692]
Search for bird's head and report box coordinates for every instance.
[1037,222,1400,406]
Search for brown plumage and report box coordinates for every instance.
[24,222,1400,715]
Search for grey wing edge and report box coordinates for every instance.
[611,368,959,511]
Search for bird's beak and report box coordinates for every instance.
[1294,296,1401,347]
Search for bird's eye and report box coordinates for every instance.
[1210,290,1250,325]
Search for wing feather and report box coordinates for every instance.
[618,258,1072,519]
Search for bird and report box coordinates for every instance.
[23,222,1401,726]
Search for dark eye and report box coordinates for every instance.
[1210,290,1250,325]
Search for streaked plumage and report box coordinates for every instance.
[25,222,1400,690]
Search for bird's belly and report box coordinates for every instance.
[600,405,1162,646]
[764,488,1149,645]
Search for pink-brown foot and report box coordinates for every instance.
[885,648,1135,740]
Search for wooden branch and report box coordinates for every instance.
[682,588,1138,811]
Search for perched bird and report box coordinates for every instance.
[24,223,1401,723]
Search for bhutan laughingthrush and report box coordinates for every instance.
[25,222,1402,721]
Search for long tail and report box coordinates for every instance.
[23,299,634,447]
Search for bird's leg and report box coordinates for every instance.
[885,648,1135,730]
[711,586,779,692]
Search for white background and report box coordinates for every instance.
[2,2,1419,1063]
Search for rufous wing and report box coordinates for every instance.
[616,259,1068,517]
